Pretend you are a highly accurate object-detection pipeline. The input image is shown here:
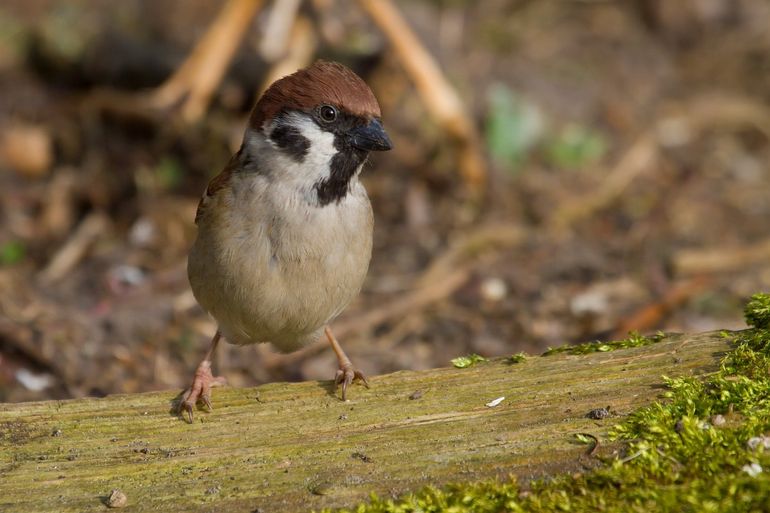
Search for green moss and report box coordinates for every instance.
[506,330,662,364]
[507,352,528,364]
[542,330,664,356]
[325,296,770,513]
[451,354,488,368]
[744,293,770,329]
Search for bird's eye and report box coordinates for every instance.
[319,105,337,122]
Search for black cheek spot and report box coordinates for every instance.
[270,124,310,162]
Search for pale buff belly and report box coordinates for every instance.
[188,201,372,352]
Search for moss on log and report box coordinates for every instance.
[0,331,730,512]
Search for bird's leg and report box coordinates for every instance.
[325,326,369,401]
[178,330,227,423]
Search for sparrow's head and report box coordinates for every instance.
[244,61,392,206]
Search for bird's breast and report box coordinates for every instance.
[188,180,373,350]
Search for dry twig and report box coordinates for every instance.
[674,239,770,275]
[356,0,487,196]
[259,0,303,61]
[417,224,526,288]
[610,276,710,340]
[548,93,770,231]
[683,93,770,140]
[550,134,658,230]
[259,16,317,95]
[147,0,264,122]
[577,433,600,457]
[271,223,528,368]
[38,212,109,285]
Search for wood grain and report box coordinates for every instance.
[0,331,731,512]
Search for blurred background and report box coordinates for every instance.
[1,0,769,402]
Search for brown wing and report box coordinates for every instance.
[195,154,239,225]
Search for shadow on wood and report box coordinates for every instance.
[0,331,730,512]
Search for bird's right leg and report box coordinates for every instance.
[325,326,369,401]
[178,330,227,423]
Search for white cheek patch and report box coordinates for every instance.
[290,114,336,148]
[284,114,337,168]
[251,114,338,186]
[242,114,362,206]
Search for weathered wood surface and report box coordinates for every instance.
[0,331,730,512]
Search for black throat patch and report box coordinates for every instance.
[270,124,310,162]
[315,141,368,206]
[314,112,370,206]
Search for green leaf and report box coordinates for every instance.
[451,354,488,368]
[544,124,607,170]
[156,156,183,189]
[574,433,593,444]
[0,240,25,265]
[485,84,543,173]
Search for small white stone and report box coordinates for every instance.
[107,489,127,508]
[129,217,156,247]
[570,290,608,317]
[742,462,762,477]
[109,265,145,287]
[15,369,53,391]
[747,436,770,451]
[480,278,507,302]
[486,396,505,408]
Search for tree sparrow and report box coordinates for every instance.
[181,61,392,422]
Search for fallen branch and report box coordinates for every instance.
[0,330,730,512]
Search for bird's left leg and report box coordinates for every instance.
[178,330,227,423]
[325,326,369,401]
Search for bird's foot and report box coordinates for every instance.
[334,363,369,401]
[178,360,226,423]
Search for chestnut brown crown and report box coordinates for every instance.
[249,61,382,130]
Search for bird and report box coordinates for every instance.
[180,61,392,422]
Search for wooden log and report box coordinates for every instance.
[0,331,730,512]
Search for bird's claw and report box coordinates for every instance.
[178,361,226,423]
[334,365,369,401]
